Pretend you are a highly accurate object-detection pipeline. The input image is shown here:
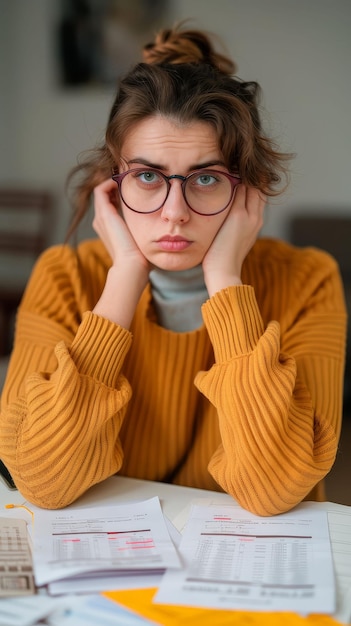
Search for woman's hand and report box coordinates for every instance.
[92,179,150,328]
[93,178,150,275]
[202,185,265,296]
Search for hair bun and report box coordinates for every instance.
[142,24,237,76]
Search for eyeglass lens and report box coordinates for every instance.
[119,169,235,214]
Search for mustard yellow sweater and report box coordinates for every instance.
[0,238,347,515]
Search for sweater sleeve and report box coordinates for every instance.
[0,245,133,509]
[195,255,347,516]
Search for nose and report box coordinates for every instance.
[160,179,190,223]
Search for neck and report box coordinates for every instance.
[149,265,208,332]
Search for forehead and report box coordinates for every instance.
[121,115,222,165]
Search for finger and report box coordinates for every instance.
[231,182,246,207]
[246,186,266,208]
[95,178,117,193]
[227,185,252,221]
[93,186,117,236]
[94,179,119,209]
[236,187,265,226]
[233,184,265,205]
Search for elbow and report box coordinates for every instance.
[212,464,332,517]
[12,477,81,510]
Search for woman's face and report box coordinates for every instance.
[118,115,233,271]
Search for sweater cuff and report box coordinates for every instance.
[202,285,265,362]
[68,311,132,387]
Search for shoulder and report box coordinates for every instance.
[75,238,111,266]
[22,239,110,308]
[249,237,340,278]
[245,238,345,320]
[32,239,110,275]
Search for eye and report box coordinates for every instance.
[134,170,163,185]
[194,172,219,187]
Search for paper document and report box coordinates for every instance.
[317,503,351,624]
[0,593,156,626]
[48,570,163,596]
[47,513,181,595]
[0,595,71,626]
[155,501,336,614]
[47,594,157,625]
[31,496,181,587]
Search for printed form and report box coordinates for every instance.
[155,501,336,614]
[31,496,181,588]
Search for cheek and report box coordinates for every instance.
[201,214,228,244]
[122,211,149,244]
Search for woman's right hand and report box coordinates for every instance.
[92,179,150,328]
[93,178,149,275]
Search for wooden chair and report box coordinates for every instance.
[0,189,54,356]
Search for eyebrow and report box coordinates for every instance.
[126,157,227,171]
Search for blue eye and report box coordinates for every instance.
[197,174,216,186]
[136,170,161,184]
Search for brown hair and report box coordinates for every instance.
[67,24,292,235]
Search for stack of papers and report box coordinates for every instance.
[154,501,336,615]
[29,495,336,615]
[3,491,350,625]
[30,496,180,595]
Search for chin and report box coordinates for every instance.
[151,255,201,273]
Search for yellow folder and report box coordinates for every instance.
[103,588,343,626]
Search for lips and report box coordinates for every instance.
[156,235,192,251]
[158,235,189,242]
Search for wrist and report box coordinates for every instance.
[93,265,148,328]
[205,273,242,298]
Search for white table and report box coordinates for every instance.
[0,472,227,506]
[1,474,351,624]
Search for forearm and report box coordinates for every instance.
[201,332,338,516]
[196,285,344,516]
[0,313,133,508]
[93,266,148,329]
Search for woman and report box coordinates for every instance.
[0,25,346,515]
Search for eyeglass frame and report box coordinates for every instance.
[111,167,241,216]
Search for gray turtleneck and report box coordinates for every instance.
[149,265,209,332]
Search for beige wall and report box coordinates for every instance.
[1,0,350,243]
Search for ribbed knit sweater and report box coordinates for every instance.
[0,237,347,515]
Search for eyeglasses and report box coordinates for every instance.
[112,168,241,216]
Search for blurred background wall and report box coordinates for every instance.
[1,0,350,244]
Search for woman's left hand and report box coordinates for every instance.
[202,184,265,296]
